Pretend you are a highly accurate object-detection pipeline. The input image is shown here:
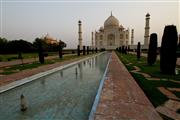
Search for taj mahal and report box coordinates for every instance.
[95,12,130,50]
[78,12,150,50]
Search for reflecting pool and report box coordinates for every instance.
[0,52,110,120]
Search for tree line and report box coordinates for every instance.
[0,38,65,54]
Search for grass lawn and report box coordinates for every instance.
[0,53,98,75]
[0,52,58,62]
[118,52,180,80]
[116,51,180,107]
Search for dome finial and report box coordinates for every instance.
[111,11,112,16]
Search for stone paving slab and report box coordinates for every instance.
[156,106,180,120]
[94,52,162,120]
[158,87,180,100]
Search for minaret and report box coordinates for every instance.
[91,32,94,48]
[131,29,134,45]
[95,30,97,48]
[78,20,82,49]
[144,13,150,45]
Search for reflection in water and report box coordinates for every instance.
[83,61,86,66]
[41,79,45,85]
[89,60,91,68]
[95,57,98,67]
[60,71,63,78]
[78,63,83,79]
[75,67,78,79]
[40,77,46,89]
[0,52,110,120]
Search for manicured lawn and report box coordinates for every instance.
[118,52,180,80]
[0,52,58,62]
[0,53,98,75]
[131,73,168,107]
[1,61,55,75]
[116,51,180,107]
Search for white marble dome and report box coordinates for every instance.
[104,14,119,28]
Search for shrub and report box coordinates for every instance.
[148,33,157,65]
[36,38,44,64]
[95,48,98,53]
[137,42,141,60]
[160,25,178,74]
[77,45,80,56]
[83,46,86,55]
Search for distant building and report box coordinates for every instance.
[95,12,129,50]
[42,33,59,45]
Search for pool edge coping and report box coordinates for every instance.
[88,52,112,120]
[0,52,104,93]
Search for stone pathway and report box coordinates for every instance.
[127,63,180,119]
[94,52,162,120]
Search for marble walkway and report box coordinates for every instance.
[94,52,162,120]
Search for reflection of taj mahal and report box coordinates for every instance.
[95,13,129,50]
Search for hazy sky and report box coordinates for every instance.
[0,0,179,48]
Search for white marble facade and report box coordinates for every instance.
[95,13,129,50]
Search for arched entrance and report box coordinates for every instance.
[107,34,115,46]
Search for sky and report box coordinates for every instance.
[0,0,179,48]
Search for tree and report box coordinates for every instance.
[160,25,178,74]
[87,46,89,54]
[137,42,141,60]
[0,37,8,54]
[147,33,158,65]
[77,45,80,56]
[36,38,44,64]
[95,48,98,53]
[59,40,66,59]
[122,46,125,54]
[83,46,86,55]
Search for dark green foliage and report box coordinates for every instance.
[59,42,62,59]
[100,48,105,51]
[124,46,127,54]
[177,108,180,114]
[58,40,66,59]
[122,46,125,54]
[127,46,130,53]
[77,45,80,56]
[131,73,168,107]
[87,46,89,54]
[1,39,35,54]
[92,48,94,53]
[148,33,158,65]
[119,47,122,53]
[95,48,98,53]
[137,42,141,60]
[18,52,23,59]
[36,38,44,64]
[83,46,86,55]
[160,25,178,75]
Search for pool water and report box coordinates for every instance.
[0,52,111,120]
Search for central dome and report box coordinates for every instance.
[104,13,119,28]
